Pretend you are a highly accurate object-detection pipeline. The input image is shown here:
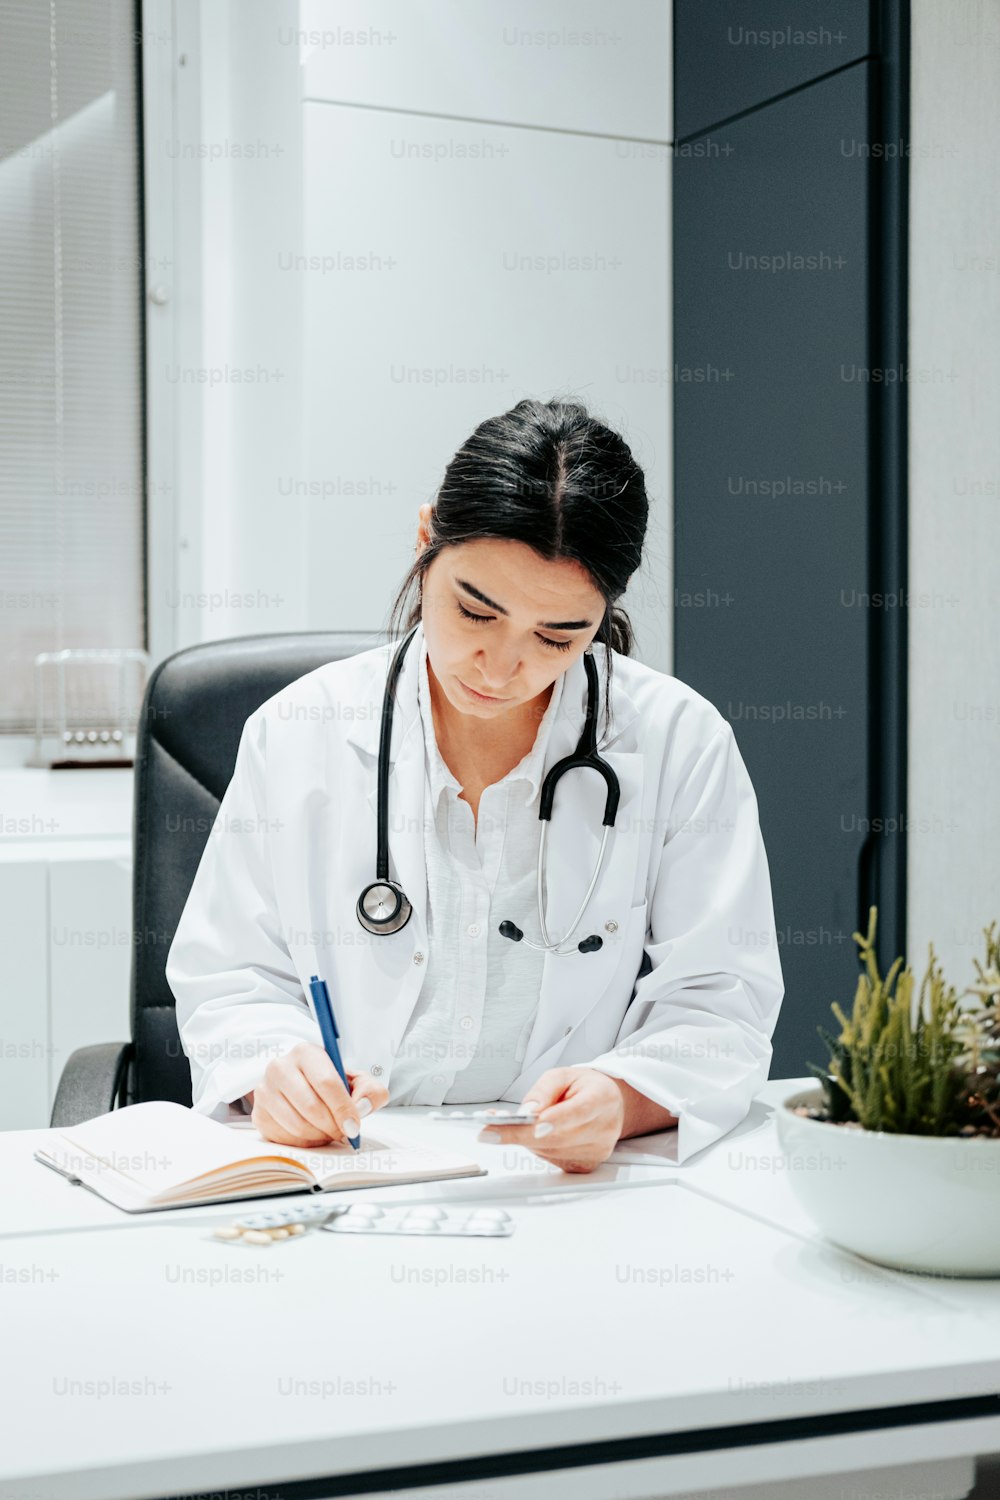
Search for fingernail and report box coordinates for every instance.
[478,1129,501,1143]
[521,1100,541,1114]
[533,1122,554,1139]
[355,1098,373,1119]
[343,1117,361,1140]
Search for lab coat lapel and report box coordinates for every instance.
[520,729,645,1066]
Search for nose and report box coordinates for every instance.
[475,645,521,692]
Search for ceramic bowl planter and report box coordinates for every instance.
[780,910,1000,1277]
[776,1085,1000,1276]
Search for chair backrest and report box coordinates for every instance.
[130,630,386,1105]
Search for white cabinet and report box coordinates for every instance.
[0,771,133,1130]
[0,861,50,1129]
[48,849,133,1113]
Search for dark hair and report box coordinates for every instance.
[385,397,649,744]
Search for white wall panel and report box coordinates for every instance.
[299,0,671,143]
[157,0,309,650]
[147,1,672,666]
[302,103,671,670]
[907,0,1000,978]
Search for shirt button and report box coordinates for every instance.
[371,1064,384,1078]
[467,923,480,937]
[413,951,424,964]
[432,1074,446,1087]
[459,1016,474,1031]
[604,920,618,934]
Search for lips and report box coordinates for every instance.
[460,679,508,703]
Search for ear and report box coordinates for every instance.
[416,502,433,553]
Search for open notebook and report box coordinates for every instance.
[34,1101,485,1213]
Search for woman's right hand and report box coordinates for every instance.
[248,1043,389,1147]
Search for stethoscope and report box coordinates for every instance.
[356,623,621,955]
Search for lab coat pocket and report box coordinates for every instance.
[553,897,652,1064]
[592,895,651,1036]
[624,895,652,998]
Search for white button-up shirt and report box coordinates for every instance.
[388,637,567,1106]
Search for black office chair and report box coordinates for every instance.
[50,629,385,1127]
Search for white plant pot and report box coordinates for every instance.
[775,1087,1000,1277]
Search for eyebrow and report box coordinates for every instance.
[455,578,595,631]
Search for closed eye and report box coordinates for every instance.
[456,600,573,652]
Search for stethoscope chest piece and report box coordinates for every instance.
[357,880,413,935]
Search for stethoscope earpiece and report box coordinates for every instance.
[500,921,603,955]
[358,625,619,956]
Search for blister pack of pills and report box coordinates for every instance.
[213,1199,515,1244]
[427,1107,538,1125]
[321,1203,514,1237]
[214,1200,342,1245]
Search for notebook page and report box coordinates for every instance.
[43,1101,308,1196]
[269,1130,481,1187]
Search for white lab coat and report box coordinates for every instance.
[166,621,784,1163]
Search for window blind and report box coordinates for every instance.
[0,0,145,736]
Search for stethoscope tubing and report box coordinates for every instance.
[374,624,418,884]
[360,622,621,953]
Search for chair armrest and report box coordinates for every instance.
[50,1042,133,1127]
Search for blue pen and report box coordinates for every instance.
[308,974,360,1151]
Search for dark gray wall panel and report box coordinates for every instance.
[674,0,871,140]
[673,63,873,1078]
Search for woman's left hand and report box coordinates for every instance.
[477,1067,627,1173]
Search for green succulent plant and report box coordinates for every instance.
[807,906,969,1135]
[955,922,1000,1133]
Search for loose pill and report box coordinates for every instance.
[241,1230,273,1245]
[213,1225,242,1240]
[288,1222,306,1236]
[267,1227,290,1240]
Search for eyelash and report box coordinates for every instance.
[456,601,573,652]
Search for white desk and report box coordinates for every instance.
[0,1077,997,1500]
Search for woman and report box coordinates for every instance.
[167,398,783,1171]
